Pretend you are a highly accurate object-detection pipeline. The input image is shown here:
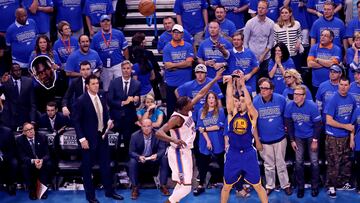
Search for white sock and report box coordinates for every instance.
[169,184,192,202]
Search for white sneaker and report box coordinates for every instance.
[328,187,336,198]
[337,183,355,191]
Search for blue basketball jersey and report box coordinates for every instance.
[227,112,255,150]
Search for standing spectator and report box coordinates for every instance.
[350,101,360,194]
[284,85,322,198]
[282,69,313,101]
[107,60,141,160]
[157,17,193,54]
[197,21,232,78]
[211,0,249,30]
[54,0,84,38]
[347,31,360,82]
[249,0,282,22]
[163,24,194,119]
[83,0,113,38]
[0,63,36,130]
[346,1,360,45]
[253,77,292,196]
[65,34,102,77]
[17,122,51,200]
[309,1,346,50]
[273,7,303,70]
[91,15,129,92]
[128,119,169,200]
[307,29,342,95]
[22,0,54,36]
[136,93,164,129]
[174,0,208,47]
[6,8,38,70]
[244,0,274,79]
[225,32,259,96]
[349,69,360,107]
[53,21,79,68]
[268,42,296,94]
[204,6,236,40]
[324,77,356,198]
[307,0,342,24]
[73,74,123,202]
[29,35,61,68]
[193,92,225,196]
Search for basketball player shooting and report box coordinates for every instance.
[156,68,224,203]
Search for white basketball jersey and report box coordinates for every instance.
[169,111,196,149]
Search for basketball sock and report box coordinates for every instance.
[169,184,191,202]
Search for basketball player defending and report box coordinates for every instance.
[156,68,224,203]
[220,71,268,203]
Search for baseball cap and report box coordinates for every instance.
[195,64,207,73]
[100,15,111,22]
[330,64,342,73]
[172,24,184,32]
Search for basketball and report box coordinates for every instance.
[138,0,156,16]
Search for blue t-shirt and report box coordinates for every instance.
[282,86,313,102]
[284,100,322,138]
[83,0,113,26]
[268,58,295,94]
[351,108,360,151]
[133,63,153,95]
[23,0,53,34]
[163,41,194,87]
[157,30,193,52]
[346,47,359,82]
[53,37,79,65]
[253,93,286,143]
[211,0,249,29]
[0,0,20,32]
[177,77,223,122]
[28,51,62,68]
[65,49,103,72]
[197,107,226,155]
[306,0,342,23]
[91,29,128,67]
[6,19,38,64]
[204,19,237,38]
[137,108,164,123]
[349,82,360,108]
[249,0,283,22]
[324,92,357,137]
[226,48,259,91]
[289,0,309,29]
[308,43,342,87]
[173,0,208,34]
[54,0,84,32]
[316,80,338,110]
[197,37,233,78]
[310,17,346,48]
[345,19,360,38]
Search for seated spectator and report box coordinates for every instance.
[347,31,360,82]
[16,122,51,200]
[268,42,296,94]
[128,119,169,200]
[38,101,70,133]
[136,94,164,129]
[283,69,313,101]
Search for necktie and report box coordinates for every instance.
[94,96,104,132]
[14,80,20,96]
[124,81,128,97]
[143,138,152,157]
[29,139,36,157]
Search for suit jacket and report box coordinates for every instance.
[0,76,36,128]
[38,112,70,132]
[61,77,85,108]
[0,125,16,161]
[16,133,50,166]
[73,91,109,149]
[129,129,166,161]
[107,77,141,122]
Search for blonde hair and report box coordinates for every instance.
[284,69,303,85]
[353,31,360,40]
[277,7,295,28]
[294,85,307,98]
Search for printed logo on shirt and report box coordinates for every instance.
[292,113,310,124]
[99,40,120,51]
[182,1,201,12]
[220,0,240,9]
[39,0,47,6]
[258,106,282,119]
[203,116,219,126]
[89,3,107,14]
[233,117,248,135]
[16,30,36,44]
[235,57,251,68]
[170,51,188,63]
[62,0,81,7]
[0,0,16,7]
[337,104,354,118]
[204,48,223,59]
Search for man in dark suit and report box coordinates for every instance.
[62,61,92,117]
[0,63,36,130]
[108,60,141,160]
[73,74,123,203]
[129,119,169,200]
[38,101,70,133]
[16,122,51,200]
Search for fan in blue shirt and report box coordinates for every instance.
[174,0,208,35]
[22,0,54,35]
[0,0,20,33]
[349,70,360,108]
[53,21,79,66]
[211,0,249,29]
[54,0,84,33]
[204,6,236,39]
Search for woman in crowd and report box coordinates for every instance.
[282,69,312,101]
[29,35,61,69]
[268,42,295,94]
[136,93,164,129]
[273,7,303,70]
[347,31,360,82]
[193,91,226,196]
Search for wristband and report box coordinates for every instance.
[204,127,207,132]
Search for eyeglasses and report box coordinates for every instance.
[260,86,271,90]
[284,76,293,79]
[24,127,34,132]
[294,93,305,96]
